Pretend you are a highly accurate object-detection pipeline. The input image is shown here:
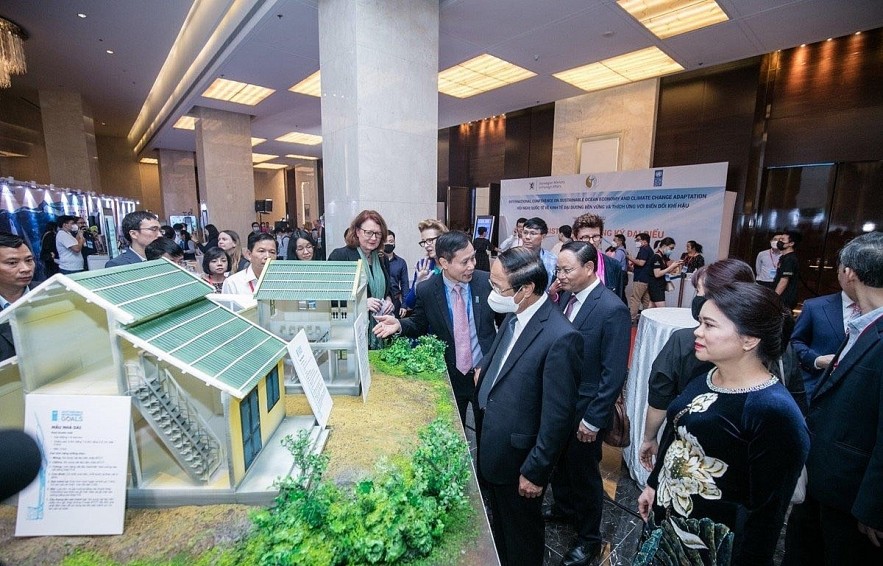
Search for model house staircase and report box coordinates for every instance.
[125,357,223,482]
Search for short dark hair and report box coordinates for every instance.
[497,247,547,296]
[839,231,883,288]
[160,225,175,239]
[558,225,572,239]
[516,217,527,225]
[436,231,471,262]
[387,230,396,239]
[121,211,159,243]
[636,233,650,243]
[145,237,184,260]
[703,282,788,365]
[202,247,231,273]
[0,232,27,250]
[560,240,597,271]
[523,217,548,234]
[784,230,802,247]
[172,223,185,231]
[692,258,755,290]
[57,215,78,226]
[247,231,276,251]
[478,227,487,236]
[614,234,626,245]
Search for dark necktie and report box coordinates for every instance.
[477,316,517,410]
[564,294,578,319]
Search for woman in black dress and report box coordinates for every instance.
[472,226,491,272]
[649,237,683,308]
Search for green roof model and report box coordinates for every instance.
[254,260,366,301]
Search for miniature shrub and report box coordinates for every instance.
[376,335,447,377]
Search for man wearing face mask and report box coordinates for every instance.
[756,232,785,290]
[383,231,409,315]
[55,215,85,274]
[638,260,807,474]
[474,247,581,566]
[774,230,802,312]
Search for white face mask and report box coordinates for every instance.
[487,289,520,313]
[69,226,79,235]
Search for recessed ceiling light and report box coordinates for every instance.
[617,0,729,39]
[202,77,275,106]
[254,163,287,170]
[173,116,197,130]
[252,152,279,163]
[275,131,322,145]
[438,54,536,98]
[553,46,683,93]
[77,13,87,19]
[139,157,158,165]
[285,154,319,160]
[106,49,114,55]
[289,70,321,97]
[251,137,266,146]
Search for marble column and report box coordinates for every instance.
[194,107,255,237]
[38,90,101,191]
[318,0,438,266]
[158,149,199,220]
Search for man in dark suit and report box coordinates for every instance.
[571,213,624,300]
[373,231,500,424]
[791,290,856,400]
[785,232,883,565]
[105,211,161,268]
[475,247,581,566]
[0,232,35,362]
[545,241,630,565]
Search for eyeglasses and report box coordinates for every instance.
[490,282,518,295]
[522,229,544,237]
[418,237,438,247]
[359,228,382,239]
[554,266,577,276]
[139,226,162,233]
[578,234,602,242]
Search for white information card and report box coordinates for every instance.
[287,330,333,428]
[16,394,132,536]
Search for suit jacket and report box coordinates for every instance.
[601,255,625,300]
[105,249,144,269]
[791,292,845,395]
[328,246,392,299]
[475,298,581,486]
[559,283,631,430]
[400,271,499,398]
[806,313,883,530]
[0,322,15,362]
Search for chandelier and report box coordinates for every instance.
[0,16,27,89]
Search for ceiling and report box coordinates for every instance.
[3,0,883,167]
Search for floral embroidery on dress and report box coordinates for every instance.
[657,392,728,518]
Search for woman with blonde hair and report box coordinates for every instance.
[218,230,248,274]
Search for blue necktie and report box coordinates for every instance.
[477,316,517,410]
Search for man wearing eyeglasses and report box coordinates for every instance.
[571,213,625,301]
[105,211,161,268]
[521,217,557,290]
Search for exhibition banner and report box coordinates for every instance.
[499,163,729,262]
[16,394,131,536]
[287,330,333,429]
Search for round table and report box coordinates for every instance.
[623,307,698,485]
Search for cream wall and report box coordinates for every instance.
[551,79,659,175]
[253,169,286,227]
[96,135,144,201]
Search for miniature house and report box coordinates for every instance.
[0,260,327,506]
[255,260,367,396]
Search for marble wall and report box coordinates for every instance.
[158,149,199,222]
[39,90,101,191]
[551,80,659,175]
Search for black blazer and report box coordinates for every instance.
[328,245,392,300]
[400,271,500,398]
[791,292,845,392]
[559,283,631,430]
[807,314,883,530]
[0,322,15,362]
[602,256,625,300]
[475,298,581,486]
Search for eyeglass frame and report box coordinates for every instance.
[418,236,439,248]
[577,234,602,243]
[554,266,578,276]
[359,228,383,239]
[490,282,520,295]
[137,226,162,233]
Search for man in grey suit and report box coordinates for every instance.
[545,241,631,566]
[474,247,581,565]
[373,231,500,424]
[105,211,161,268]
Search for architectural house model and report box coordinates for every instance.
[255,260,367,396]
[0,260,327,507]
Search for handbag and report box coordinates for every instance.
[633,511,734,565]
[604,389,631,448]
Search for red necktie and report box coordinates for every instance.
[452,285,472,374]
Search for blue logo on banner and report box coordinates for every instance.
[51,410,58,422]
[654,170,664,187]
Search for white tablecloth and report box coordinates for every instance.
[623,307,698,485]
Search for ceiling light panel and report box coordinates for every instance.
[252,152,278,163]
[553,47,683,92]
[618,0,729,39]
[251,137,266,146]
[438,54,536,98]
[286,154,319,160]
[139,157,158,164]
[202,78,275,106]
[289,70,321,97]
[173,116,197,130]
[254,163,287,170]
[276,131,323,145]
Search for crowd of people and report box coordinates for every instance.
[2,206,881,566]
